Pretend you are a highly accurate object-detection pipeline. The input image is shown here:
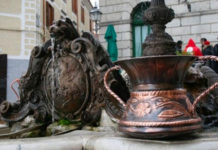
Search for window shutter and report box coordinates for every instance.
[72,0,78,14]
[81,7,85,23]
[46,2,54,27]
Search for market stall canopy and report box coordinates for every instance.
[104,25,118,61]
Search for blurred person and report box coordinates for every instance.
[212,43,218,73]
[202,40,213,56]
[200,38,207,51]
[213,43,218,56]
[202,40,213,69]
[184,39,203,56]
[175,40,183,53]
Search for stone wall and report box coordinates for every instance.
[22,0,43,57]
[99,0,218,59]
[165,0,218,48]
[0,0,22,57]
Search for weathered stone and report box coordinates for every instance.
[117,40,131,49]
[121,12,131,20]
[191,1,210,12]
[121,32,131,40]
[211,23,218,32]
[10,123,22,133]
[20,129,42,138]
[115,24,131,33]
[211,0,218,9]
[165,0,178,6]
[121,49,131,57]
[170,26,191,36]
[20,116,35,128]
[1,130,218,150]
[181,16,200,26]
[201,14,218,24]
[103,13,122,22]
[46,122,80,136]
[171,4,188,14]
[167,18,180,27]
[0,123,6,128]
[191,24,211,34]
[100,110,117,128]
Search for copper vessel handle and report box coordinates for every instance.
[104,66,127,108]
[192,56,218,112]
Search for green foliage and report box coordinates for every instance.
[58,119,72,126]
[176,51,192,56]
[58,119,81,126]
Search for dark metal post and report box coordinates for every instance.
[95,20,98,34]
[143,0,175,56]
[0,54,7,104]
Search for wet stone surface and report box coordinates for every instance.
[0,129,218,150]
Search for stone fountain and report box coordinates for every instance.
[0,18,129,137]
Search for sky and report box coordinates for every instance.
[90,0,99,7]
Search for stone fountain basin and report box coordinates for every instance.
[0,129,218,150]
[0,124,9,134]
[0,125,44,139]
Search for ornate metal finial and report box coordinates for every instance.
[143,0,176,56]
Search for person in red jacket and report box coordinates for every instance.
[184,39,203,56]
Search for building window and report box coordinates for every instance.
[46,2,54,28]
[72,0,78,14]
[131,2,151,57]
[81,6,85,24]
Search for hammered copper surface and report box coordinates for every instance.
[115,56,195,91]
[104,56,202,138]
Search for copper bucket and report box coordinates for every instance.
[104,55,218,138]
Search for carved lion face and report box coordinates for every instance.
[49,17,79,42]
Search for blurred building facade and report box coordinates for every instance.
[99,0,218,59]
[0,0,93,101]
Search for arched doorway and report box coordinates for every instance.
[131,2,151,57]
